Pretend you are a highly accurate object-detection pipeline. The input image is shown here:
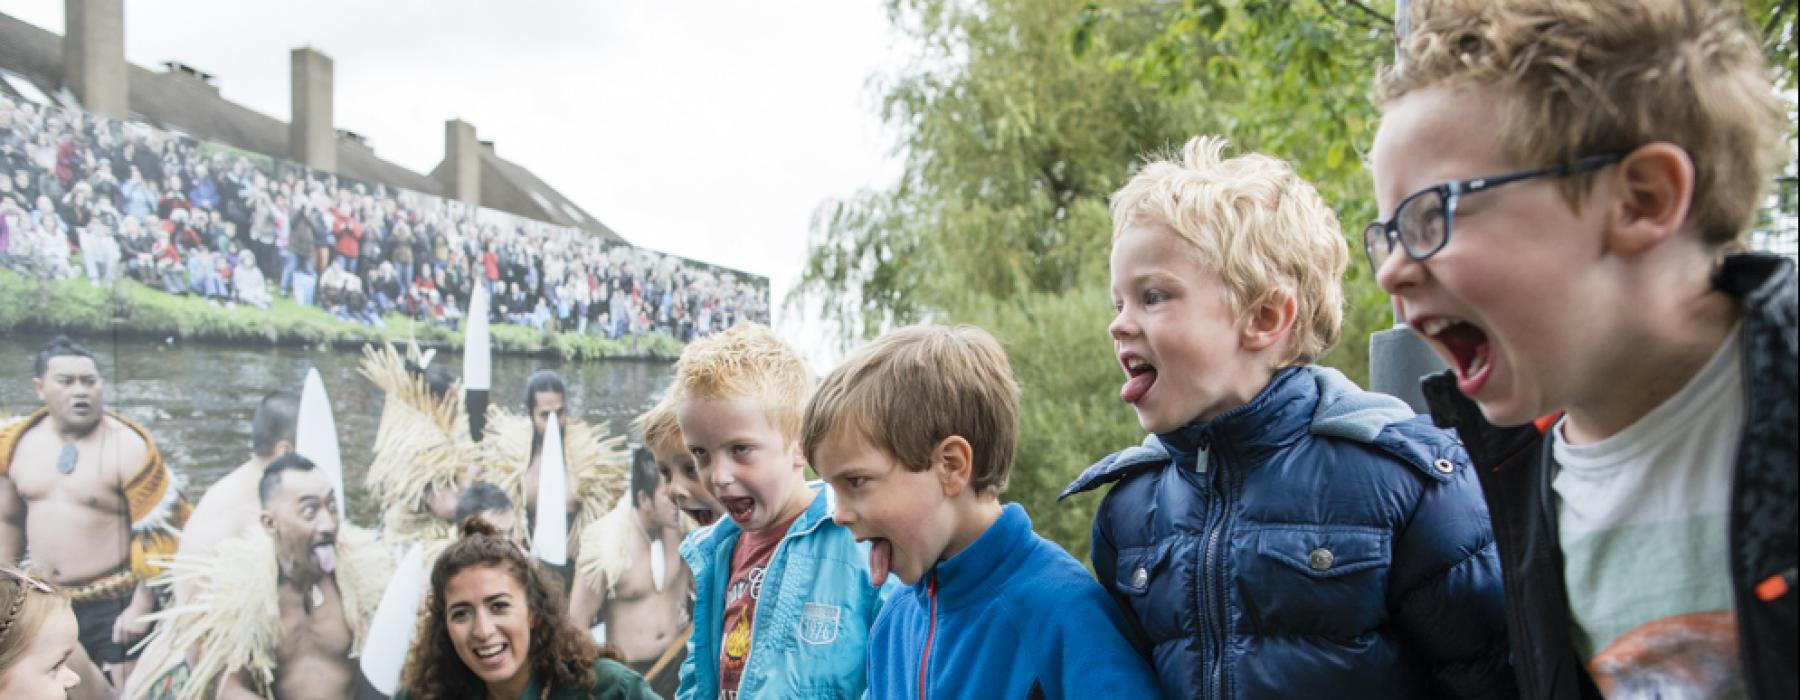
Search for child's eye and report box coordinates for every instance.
[1143,289,1168,305]
[846,476,868,489]
[1111,298,1123,313]
[730,445,752,458]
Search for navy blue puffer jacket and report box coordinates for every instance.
[1062,366,1514,699]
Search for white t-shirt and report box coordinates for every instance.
[1552,324,1744,695]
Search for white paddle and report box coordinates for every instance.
[296,368,347,523]
[464,283,492,442]
[530,417,569,566]
[357,543,427,695]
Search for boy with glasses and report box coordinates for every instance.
[1366,1,1795,697]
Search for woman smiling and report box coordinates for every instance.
[400,517,655,700]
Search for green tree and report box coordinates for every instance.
[794,0,1216,553]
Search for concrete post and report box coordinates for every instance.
[290,47,336,172]
[443,119,480,205]
[62,0,128,120]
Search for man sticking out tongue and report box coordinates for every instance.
[129,454,392,700]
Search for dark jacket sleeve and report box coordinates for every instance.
[1388,454,1518,699]
[1090,487,1153,658]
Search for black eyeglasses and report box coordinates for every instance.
[1363,152,1626,271]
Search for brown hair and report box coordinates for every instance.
[1377,0,1787,248]
[802,325,1020,495]
[400,517,619,699]
[0,567,67,677]
[671,322,815,444]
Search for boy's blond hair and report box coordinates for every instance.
[802,325,1019,495]
[1378,0,1787,248]
[1111,136,1347,365]
[632,395,683,457]
[671,322,814,444]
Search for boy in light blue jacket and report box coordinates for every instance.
[804,324,1161,699]
[673,323,894,700]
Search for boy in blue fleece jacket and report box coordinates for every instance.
[803,324,1162,700]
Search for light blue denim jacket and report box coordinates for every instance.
[677,482,896,699]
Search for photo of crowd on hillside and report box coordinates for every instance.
[0,94,770,342]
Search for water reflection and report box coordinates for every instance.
[0,335,672,525]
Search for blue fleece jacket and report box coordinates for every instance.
[866,503,1162,700]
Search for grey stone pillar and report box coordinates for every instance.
[63,0,128,120]
[442,119,480,205]
[290,47,336,172]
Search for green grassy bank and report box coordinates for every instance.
[0,269,684,360]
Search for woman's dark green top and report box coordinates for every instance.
[525,658,657,700]
[397,657,657,700]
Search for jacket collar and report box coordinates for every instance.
[1425,252,1796,470]
[913,503,1031,612]
[1063,364,1423,499]
[683,481,833,563]
[1157,366,1314,459]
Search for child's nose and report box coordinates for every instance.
[1375,247,1424,294]
[1108,309,1137,340]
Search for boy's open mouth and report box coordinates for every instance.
[1418,317,1493,394]
[1119,352,1157,404]
[722,497,756,523]
[866,536,892,587]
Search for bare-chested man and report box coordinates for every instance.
[172,390,299,603]
[571,446,692,693]
[0,336,189,689]
[122,390,299,697]
[134,454,388,700]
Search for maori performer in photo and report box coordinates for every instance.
[359,341,482,552]
[0,336,191,690]
[131,454,390,700]
[480,370,629,581]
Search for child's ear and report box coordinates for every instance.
[789,439,807,472]
[1604,142,1694,257]
[933,436,975,497]
[1240,290,1298,354]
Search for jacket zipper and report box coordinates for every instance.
[919,571,939,700]
[1192,432,1229,698]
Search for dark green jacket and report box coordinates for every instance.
[398,657,657,700]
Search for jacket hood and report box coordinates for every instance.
[1062,365,1420,499]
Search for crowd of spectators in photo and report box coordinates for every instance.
[0,94,770,342]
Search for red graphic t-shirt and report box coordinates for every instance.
[717,513,799,699]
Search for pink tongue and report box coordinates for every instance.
[869,538,891,587]
[313,544,338,573]
[1120,371,1156,404]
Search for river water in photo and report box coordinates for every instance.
[0,334,673,526]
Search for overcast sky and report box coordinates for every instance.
[0,0,903,365]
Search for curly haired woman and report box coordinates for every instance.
[400,517,655,700]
